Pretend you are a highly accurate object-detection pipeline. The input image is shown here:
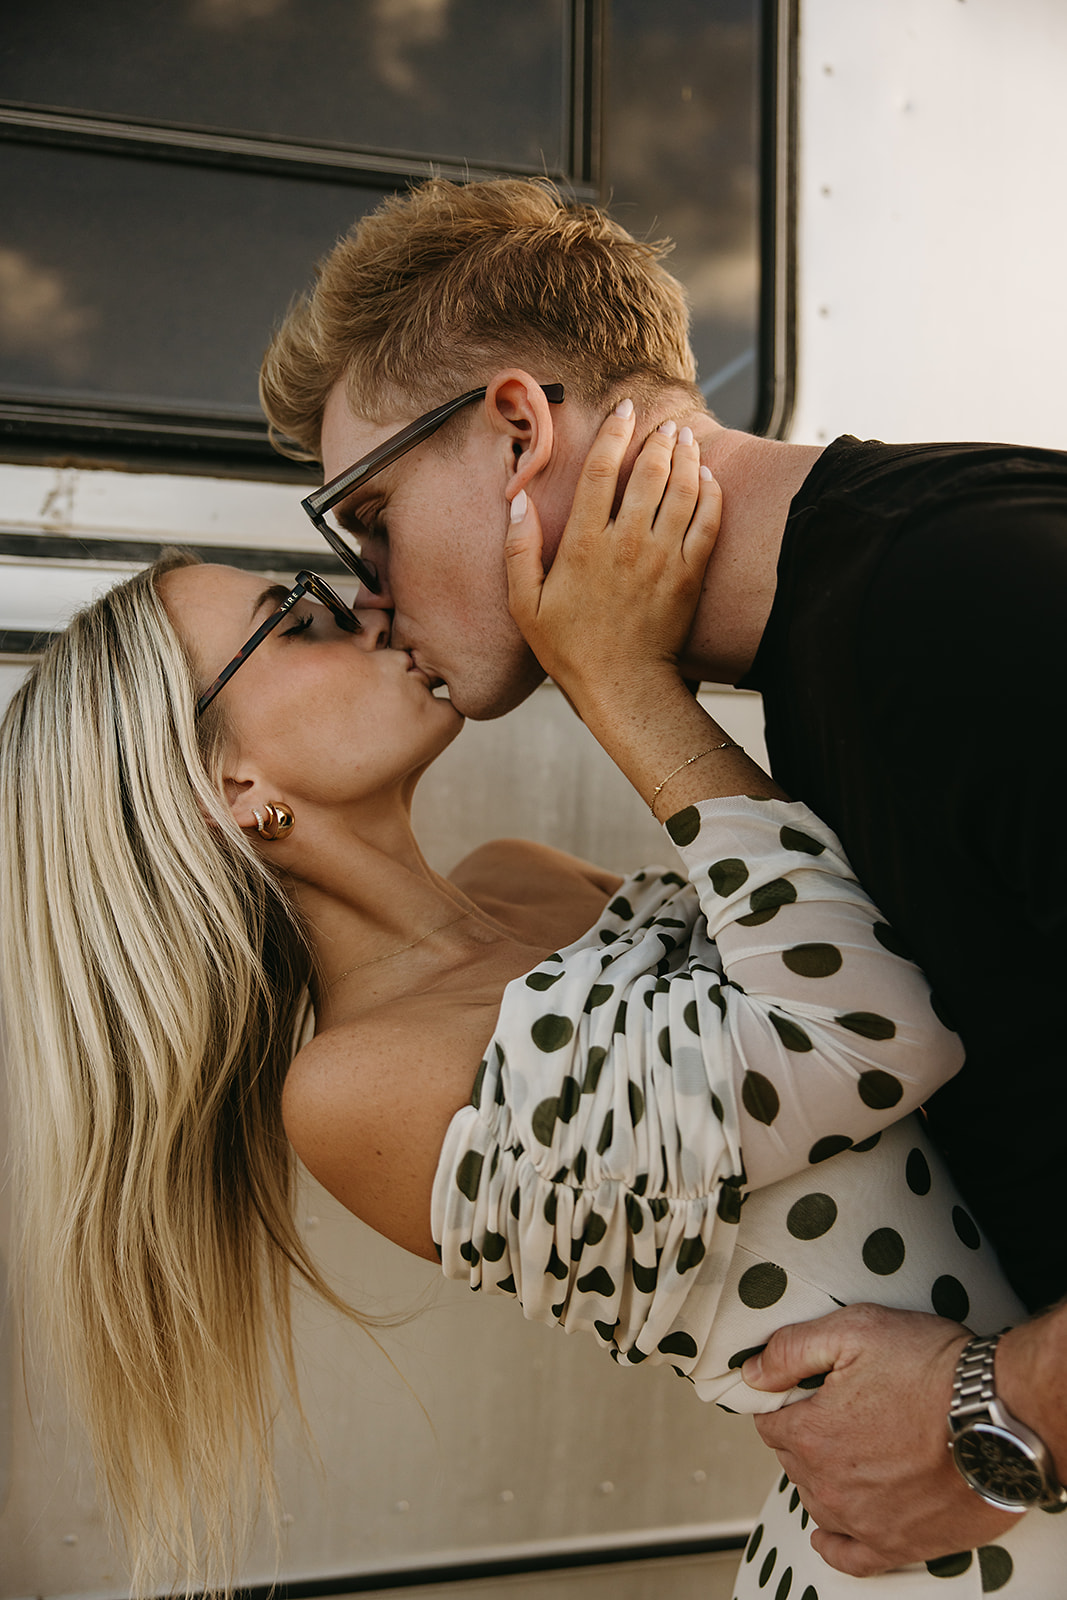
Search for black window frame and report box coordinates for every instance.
[0,0,795,480]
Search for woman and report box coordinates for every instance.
[0,413,1057,1598]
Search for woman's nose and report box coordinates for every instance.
[352,608,392,649]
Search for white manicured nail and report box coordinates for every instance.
[509,489,528,523]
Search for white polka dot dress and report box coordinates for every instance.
[431,799,1066,1595]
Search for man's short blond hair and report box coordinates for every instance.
[260,177,700,461]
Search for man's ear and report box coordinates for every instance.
[483,370,557,499]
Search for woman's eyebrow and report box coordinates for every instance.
[251,582,292,620]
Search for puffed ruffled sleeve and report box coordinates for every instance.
[430,796,963,1399]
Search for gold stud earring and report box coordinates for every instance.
[253,803,295,840]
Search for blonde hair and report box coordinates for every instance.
[0,552,363,1593]
[260,175,701,460]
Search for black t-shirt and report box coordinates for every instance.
[741,435,1067,1312]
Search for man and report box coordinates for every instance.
[261,176,1067,1576]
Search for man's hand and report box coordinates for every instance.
[742,1303,1023,1575]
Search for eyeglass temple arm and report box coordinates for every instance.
[303,382,565,519]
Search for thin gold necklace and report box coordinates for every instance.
[324,909,474,991]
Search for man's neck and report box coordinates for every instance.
[678,417,825,684]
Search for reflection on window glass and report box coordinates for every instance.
[0,143,385,414]
[0,0,767,455]
[605,0,760,425]
[0,0,567,169]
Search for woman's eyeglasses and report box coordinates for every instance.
[195,570,359,715]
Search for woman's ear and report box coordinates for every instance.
[483,370,557,500]
[222,772,265,834]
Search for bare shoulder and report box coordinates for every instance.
[451,836,622,901]
[282,1005,483,1263]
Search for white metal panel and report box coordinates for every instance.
[791,0,1067,449]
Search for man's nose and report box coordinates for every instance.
[351,608,392,648]
[356,574,393,610]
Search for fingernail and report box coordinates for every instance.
[741,1355,762,1382]
[679,426,694,446]
[614,398,634,419]
[509,488,528,524]
[658,419,677,437]
[699,464,714,481]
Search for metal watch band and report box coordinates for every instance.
[949,1333,1002,1427]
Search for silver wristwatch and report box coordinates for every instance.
[947,1333,1067,1512]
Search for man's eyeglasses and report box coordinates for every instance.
[301,382,565,589]
[196,570,360,715]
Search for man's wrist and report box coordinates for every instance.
[947,1330,1067,1512]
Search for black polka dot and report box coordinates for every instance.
[708,983,726,1015]
[629,1080,645,1126]
[594,1318,618,1344]
[613,1000,628,1033]
[709,857,749,896]
[576,1266,616,1297]
[858,1069,904,1108]
[531,1013,573,1052]
[906,1147,932,1194]
[658,1330,698,1359]
[532,1097,560,1146]
[925,1551,972,1578]
[624,1194,645,1235]
[952,1206,981,1250]
[787,1193,838,1240]
[607,895,633,919]
[717,1182,743,1224]
[788,1487,800,1512]
[456,1149,484,1200]
[800,1588,817,1600]
[496,1273,517,1295]
[932,1275,970,1322]
[658,1027,672,1064]
[842,1012,897,1041]
[780,825,825,855]
[977,1544,1013,1591]
[583,1211,607,1247]
[583,1046,607,1092]
[775,1568,793,1599]
[666,806,701,846]
[632,1258,658,1293]
[683,1000,699,1033]
[851,1131,881,1152]
[543,1190,558,1225]
[745,1523,764,1562]
[742,1070,781,1125]
[711,1091,725,1122]
[728,1343,767,1370]
[738,1262,788,1308]
[471,1058,487,1108]
[546,1244,568,1279]
[759,1547,778,1587]
[526,970,564,993]
[597,1111,614,1155]
[770,1013,814,1052]
[482,1231,506,1262]
[738,877,798,926]
[862,1227,905,1275]
[783,943,842,977]
[583,983,614,1013]
[677,1235,706,1273]
[809,1134,853,1163]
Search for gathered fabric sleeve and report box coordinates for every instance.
[661,796,962,1187]
[431,796,965,1399]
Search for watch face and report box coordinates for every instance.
[956,1425,1047,1506]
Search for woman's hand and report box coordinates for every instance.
[504,402,721,714]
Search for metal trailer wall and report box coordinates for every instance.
[2,1,1065,1595]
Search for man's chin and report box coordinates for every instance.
[447,667,548,721]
